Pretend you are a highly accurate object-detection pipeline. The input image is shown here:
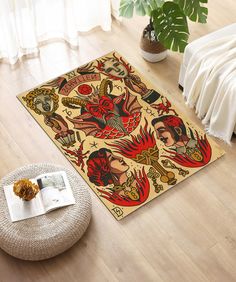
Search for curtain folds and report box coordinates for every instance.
[0,0,114,64]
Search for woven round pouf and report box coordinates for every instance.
[0,163,92,261]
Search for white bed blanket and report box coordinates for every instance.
[183,36,236,144]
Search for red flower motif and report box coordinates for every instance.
[78,84,92,95]
[99,96,114,111]
[164,116,183,127]
[86,96,114,118]
[87,154,113,186]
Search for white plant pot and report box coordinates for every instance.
[140,48,168,63]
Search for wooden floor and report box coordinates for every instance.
[1,1,236,281]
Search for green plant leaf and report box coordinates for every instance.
[142,2,152,16]
[119,0,135,18]
[152,2,189,52]
[134,0,148,16]
[174,0,208,23]
[147,0,165,10]
[119,0,165,17]
[134,0,165,16]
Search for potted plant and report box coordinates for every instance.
[119,0,208,62]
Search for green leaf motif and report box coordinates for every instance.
[152,2,190,52]
[119,0,135,18]
[175,0,208,23]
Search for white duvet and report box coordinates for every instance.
[183,36,236,144]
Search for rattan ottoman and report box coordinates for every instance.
[0,163,92,261]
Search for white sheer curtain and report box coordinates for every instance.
[0,0,115,64]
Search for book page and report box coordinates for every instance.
[4,181,45,222]
[36,171,75,212]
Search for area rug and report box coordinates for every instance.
[18,51,225,220]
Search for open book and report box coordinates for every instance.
[4,171,75,222]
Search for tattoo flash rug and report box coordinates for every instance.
[18,51,225,220]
